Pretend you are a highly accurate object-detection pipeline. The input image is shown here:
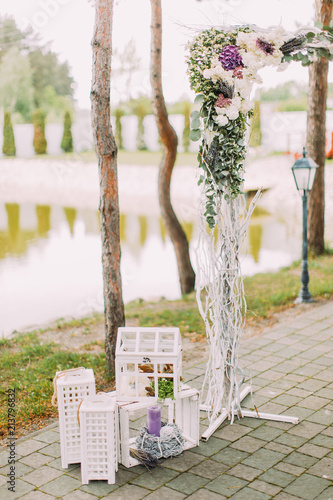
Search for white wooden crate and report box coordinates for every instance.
[117,385,199,468]
[56,368,96,468]
[115,327,182,402]
[79,394,118,485]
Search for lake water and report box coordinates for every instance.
[0,201,301,336]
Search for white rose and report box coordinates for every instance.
[214,115,229,127]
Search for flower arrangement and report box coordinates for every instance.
[186,24,333,228]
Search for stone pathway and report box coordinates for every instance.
[2,300,333,499]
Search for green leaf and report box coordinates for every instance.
[315,21,324,30]
[190,110,200,119]
[191,118,201,129]
[190,129,201,141]
[194,94,205,104]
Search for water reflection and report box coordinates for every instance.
[0,202,301,336]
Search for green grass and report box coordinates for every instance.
[126,254,333,338]
[0,331,112,438]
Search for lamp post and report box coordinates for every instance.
[291,147,318,303]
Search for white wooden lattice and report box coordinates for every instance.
[115,327,182,402]
[79,394,118,485]
[56,368,95,468]
[117,384,199,468]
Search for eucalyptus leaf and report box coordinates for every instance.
[194,94,205,104]
[190,110,200,119]
[191,118,201,129]
[190,129,201,141]
[315,21,324,29]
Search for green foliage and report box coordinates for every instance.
[128,97,152,151]
[115,106,125,150]
[182,101,191,153]
[0,16,35,61]
[0,46,34,122]
[2,110,16,156]
[261,81,308,102]
[61,111,73,153]
[151,378,174,400]
[33,109,47,154]
[249,101,262,147]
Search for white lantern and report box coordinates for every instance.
[115,327,182,402]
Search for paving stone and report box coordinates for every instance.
[314,370,333,383]
[296,378,328,392]
[259,468,295,487]
[287,387,313,398]
[103,483,149,499]
[283,451,318,468]
[205,474,247,497]
[310,434,333,448]
[264,441,293,455]
[165,471,208,495]
[227,463,261,481]
[231,435,266,453]
[189,459,229,479]
[66,467,82,481]
[307,457,333,480]
[315,387,333,399]
[322,426,333,437]
[255,387,284,399]
[226,486,270,499]
[62,492,98,500]
[16,439,47,457]
[315,486,333,499]
[186,489,226,500]
[270,394,302,406]
[297,395,330,410]
[248,478,281,497]
[242,448,284,470]
[130,466,178,489]
[298,443,330,459]
[0,451,10,467]
[274,433,307,448]
[284,373,307,383]
[214,423,251,442]
[248,424,284,442]
[191,436,229,456]
[0,461,33,478]
[307,408,333,426]
[285,473,330,500]
[212,447,249,467]
[0,478,34,499]
[46,458,79,471]
[20,492,56,500]
[271,379,298,390]
[20,452,53,468]
[162,451,205,472]
[287,420,325,439]
[80,481,118,496]
[0,475,7,487]
[282,406,315,421]
[274,461,305,476]
[143,486,187,499]
[39,475,81,497]
[34,431,60,444]
[38,443,60,458]
[21,465,63,487]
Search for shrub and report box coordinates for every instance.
[249,100,262,148]
[182,101,191,153]
[61,111,73,153]
[33,109,47,154]
[2,111,16,156]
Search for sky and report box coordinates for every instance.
[0,0,325,109]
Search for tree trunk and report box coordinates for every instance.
[150,0,195,295]
[306,0,333,255]
[91,0,125,375]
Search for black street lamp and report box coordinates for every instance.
[291,147,318,303]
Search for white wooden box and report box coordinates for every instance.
[115,327,182,402]
[56,368,96,468]
[79,394,118,485]
[117,385,199,468]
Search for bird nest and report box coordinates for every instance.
[135,422,184,460]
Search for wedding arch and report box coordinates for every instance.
[186,23,333,439]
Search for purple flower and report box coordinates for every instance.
[256,38,275,55]
[219,45,243,71]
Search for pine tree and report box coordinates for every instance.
[33,109,47,154]
[61,111,73,152]
[2,111,16,156]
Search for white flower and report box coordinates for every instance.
[214,115,229,127]
[226,106,240,120]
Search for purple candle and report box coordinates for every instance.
[147,405,161,437]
